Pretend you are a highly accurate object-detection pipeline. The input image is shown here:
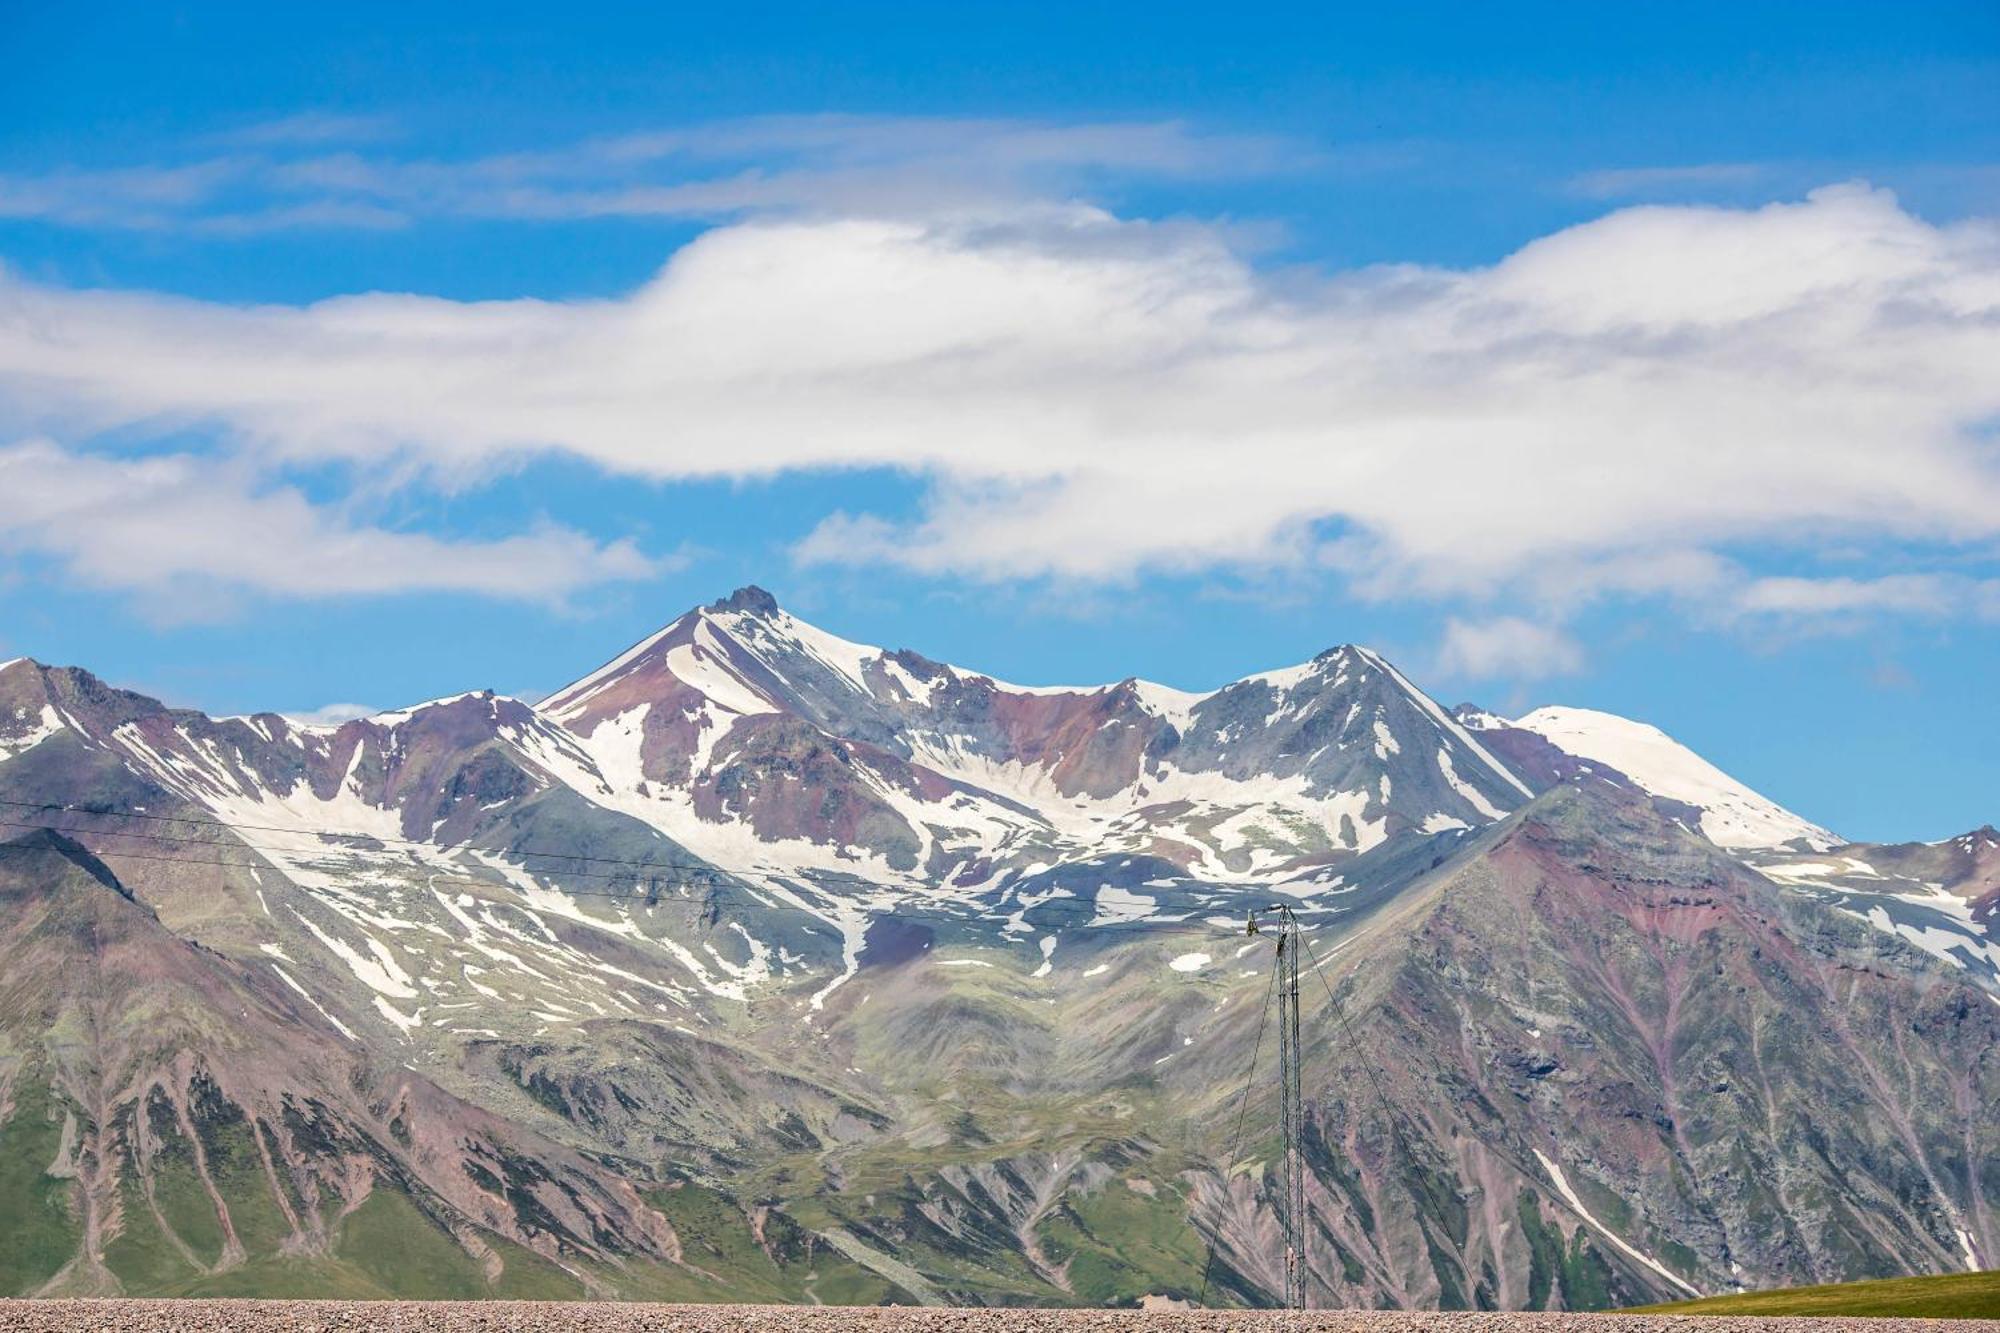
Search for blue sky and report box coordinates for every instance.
[1,2,1996,841]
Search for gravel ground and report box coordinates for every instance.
[0,1306,1991,1333]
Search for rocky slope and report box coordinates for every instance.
[1458,703,1999,995]
[539,587,1531,887]
[0,592,1991,1307]
[1232,783,1998,1308]
[0,830,676,1299]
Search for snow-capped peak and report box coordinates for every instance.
[544,587,881,726]
[1511,705,1835,850]
[701,597,878,698]
[365,690,516,727]
[1127,678,1205,730]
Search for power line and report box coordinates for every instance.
[1,799,1688,1296]
[13,806,1634,1293]
[1294,928,1458,1304]
[1197,947,1278,1308]
[1293,931,1638,1300]
[0,819,711,900]
[0,813,1256,942]
[0,795,1311,908]
[0,813,714,887]
[0,794,729,878]
[1275,909,1306,1309]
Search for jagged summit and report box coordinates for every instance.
[0,592,1839,880]
[709,584,781,616]
[0,588,1993,1304]
[523,592,1536,881]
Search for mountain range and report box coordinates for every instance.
[0,587,1992,1306]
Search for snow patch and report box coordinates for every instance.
[668,627,780,717]
[270,963,358,1041]
[373,996,422,1034]
[1130,679,1204,730]
[367,691,500,726]
[1437,747,1507,822]
[1092,886,1157,926]
[0,705,65,762]
[879,656,937,705]
[1032,933,1057,979]
[1533,1150,1699,1297]
[294,915,418,1000]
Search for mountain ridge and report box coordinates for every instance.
[0,587,1993,1306]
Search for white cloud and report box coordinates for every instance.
[282,702,379,726]
[208,111,398,148]
[1569,163,1768,199]
[0,159,253,229]
[1731,573,2000,624]
[0,115,1293,233]
[1434,617,1585,680]
[0,440,661,608]
[0,184,1997,625]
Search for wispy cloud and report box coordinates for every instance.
[1730,573,2000,627]
[1867,660,1917,692]
[1569,162,1769,199]
[206,111,400,148]
[281,702,380,726]
[0,114,1305,234]
[0,440,665,614]
[1434,617,1584,681]
[0,158,254,228]
[0,168,1995,638]
[1570,160,2000,213]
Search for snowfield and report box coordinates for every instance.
[1510,706,1836,850]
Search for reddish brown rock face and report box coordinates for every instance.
[0,597,1991,1306]
[526,594,1538,889]
[693,715,922,868]
[0,833,678,1291]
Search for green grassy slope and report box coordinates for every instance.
[0,1080,80,1295]
[1626,1269,2000,1318]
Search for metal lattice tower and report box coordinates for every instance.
[1274,907,1307,1310]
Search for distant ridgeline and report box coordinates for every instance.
[0,591,1992,1304]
